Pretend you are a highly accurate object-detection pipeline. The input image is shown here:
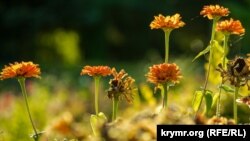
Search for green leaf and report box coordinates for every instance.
[220,84,234,93]
[192,45,210,62]
[212,40,223,53]
[98,112,108,122]
[90,112,108,136]
[212,93,219,107]
[204,91,213,114]
[90,115,98,136]
[192,90,203,112]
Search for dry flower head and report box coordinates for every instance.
[216,57,250,88]
[107,68,136,103]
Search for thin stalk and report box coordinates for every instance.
[18,78,38,141]
[94,76,101,115]
[234,86,239,124]
[161,84,168,110]
[222,35,229,67]
[112,97,119,121]
[216,34,230,117]
[216,85,222,117]
[195,18,219,117]
[164,30,171,63]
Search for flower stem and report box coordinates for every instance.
[164,30,171,63]
[195,18,218,117]
[112,97,119,121]
[216,85,222,117]
[222,34,229,67]
[216,34,230,117]
[18,78,38,141]
[161,84,168,110]
[234,86,239,124]
[94,76,101,115]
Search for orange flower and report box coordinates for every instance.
[146,63,181,85]
[80,66,112,77]
[150,13,185,31]
[200,5,229,20]
[216,18,245,35]
[0,62,41,80]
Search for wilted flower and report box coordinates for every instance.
[200,4,229,20]
[146,63,181,86]
[107,68,135,103]
[216,18,245,35]
[236,96,250,108]
[80,66,112,77]
[216,57,250,88]
[207,116,235,125]
[150,13,185,31]
[0,61,41,80]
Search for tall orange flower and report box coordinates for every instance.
[146,63,181,86]
[80,65,112,115]
[150,13,185,31]
[200,5,229,20]
[0,61,41,80]
[216,18,245,35]
[0,61,41,139]
[80,66,112,77]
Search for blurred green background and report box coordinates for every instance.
[0,0,249,66]
[0,0,250,140]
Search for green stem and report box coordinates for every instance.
[112,97,119,121]
[18,78,38,141]
[216,34,230,117]
[210,18,218,42]
[222,34,229,67]
[164,30,171,63]
[234,86,239,124]
[216,84,222,117]
[161,84,168,110]
[195,18,219,118]
[94,76,101,115]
